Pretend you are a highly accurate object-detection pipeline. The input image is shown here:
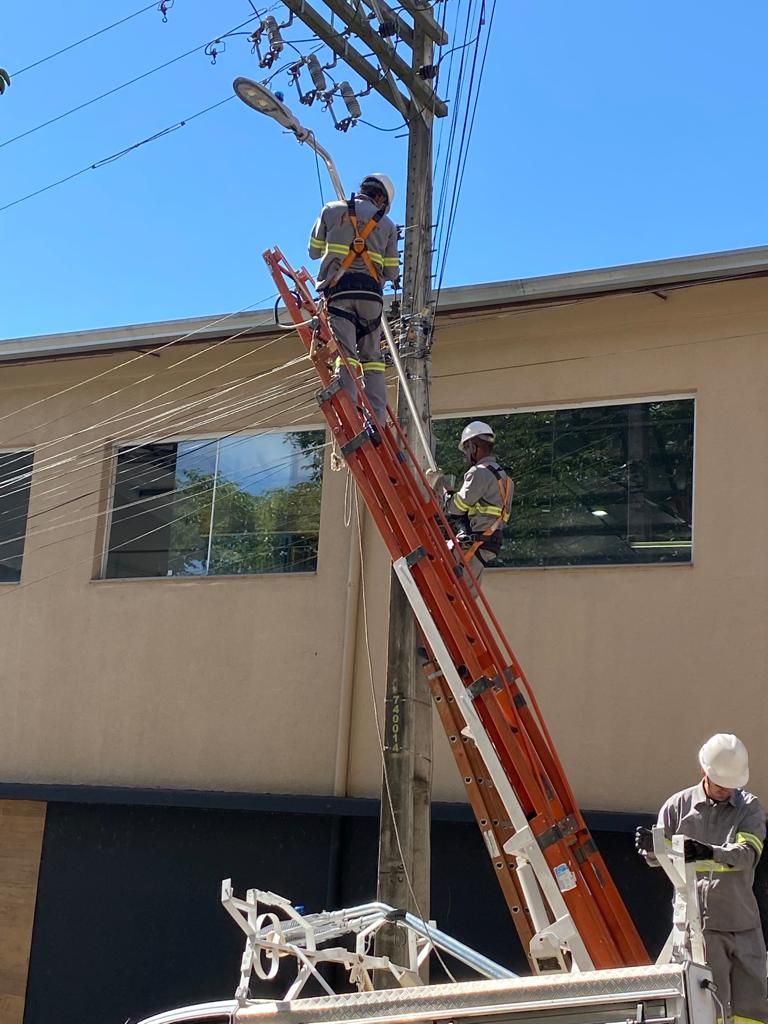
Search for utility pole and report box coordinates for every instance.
[276,0,447,969]
[377,18,436,974]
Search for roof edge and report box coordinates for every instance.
[3,244,768,363]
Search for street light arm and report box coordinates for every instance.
[233,77,347,201]
[299,134,346,202]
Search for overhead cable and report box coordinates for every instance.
[0,13,259,151]
[0,293,278,438]
[0,323,297,497]
[11,2,163,79]
[3,359,315,521]
[0,368,320,552]
[0,390,322,583]
[14,376,320,545]
[0,96,235,214]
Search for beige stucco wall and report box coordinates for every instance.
[1,275,767,814]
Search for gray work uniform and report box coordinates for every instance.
[446,456,514,582]
[657,782,768,1024]
[308,196,399,426]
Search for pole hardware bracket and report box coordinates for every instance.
[537,815,580,851]
[315,378,344,405]
[341,430,372,456]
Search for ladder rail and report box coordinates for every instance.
[263,246,650,971]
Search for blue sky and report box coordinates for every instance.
[1,1,767,340]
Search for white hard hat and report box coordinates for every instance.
[361,173,395,211]
[459,420,495,452]
[699,733,749,789]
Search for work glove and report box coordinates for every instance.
[635,826,654,858]
[684,838,714,862]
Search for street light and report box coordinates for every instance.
[233,77,346,202]
[233,77,305,135]
[232,76,436,470]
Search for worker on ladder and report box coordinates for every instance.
[428,421,514,583]
[308,173,400,429]
[636,734,768,1024]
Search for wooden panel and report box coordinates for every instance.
[0,801,46,1024]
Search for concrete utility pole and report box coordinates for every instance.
[377,19,437,973]
[278,0,447,970]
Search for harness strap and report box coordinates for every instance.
[328,303,383,340]
[330,194,384,286]
[462,468,513,566]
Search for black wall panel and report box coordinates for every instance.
[22,800,728,1024]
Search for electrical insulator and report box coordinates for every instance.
[263,16,284,54]
[378,19,397,37]
[306,55,327,93]
[340,82,361,120]
[418,64,439,80]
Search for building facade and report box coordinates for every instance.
[1,247,767,1023]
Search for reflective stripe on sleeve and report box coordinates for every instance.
[694,860,735,873]
[736,832,764,856]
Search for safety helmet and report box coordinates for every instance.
[458,420,495,452]
[698,733,749,789]
[360,173,395,211]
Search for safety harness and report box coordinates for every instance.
[328,194,385,289]
[458,464,513,565]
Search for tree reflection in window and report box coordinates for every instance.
[105,430,325,579]
[434,400,694,567]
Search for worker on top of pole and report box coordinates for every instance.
[308,173,400,430]
[636,734,768,1024]
[427,421,514,585]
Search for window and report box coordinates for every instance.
[434,399,694,568]
[0,451,33,583]
[104,430,325,579]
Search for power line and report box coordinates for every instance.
[0,353,318,551]
[8,375,320,549]
[0,393,323,589]
[434,0,496,299]
[0,13,258,152]
[0,319,293,499]
[0,95,235,214]
[5,357,314,521]
[0,295,278,439]
[11,2,163,79]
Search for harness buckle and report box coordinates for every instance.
[351,237,366,255]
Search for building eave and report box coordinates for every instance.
[434,244,768,314]
[2,245,768,364]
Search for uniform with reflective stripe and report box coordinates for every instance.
[448,454,514,536]
[653,781,766,932]
[649,781,768,1024]
[444,458,518,577]
[308,195,399,293]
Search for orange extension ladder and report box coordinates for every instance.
[264,246,649,973]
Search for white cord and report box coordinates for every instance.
[354,492,456,984]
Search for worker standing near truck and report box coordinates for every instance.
[636,734,768,1024]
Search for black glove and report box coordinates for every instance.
[684,838,714,862]
[635,826,654,857]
